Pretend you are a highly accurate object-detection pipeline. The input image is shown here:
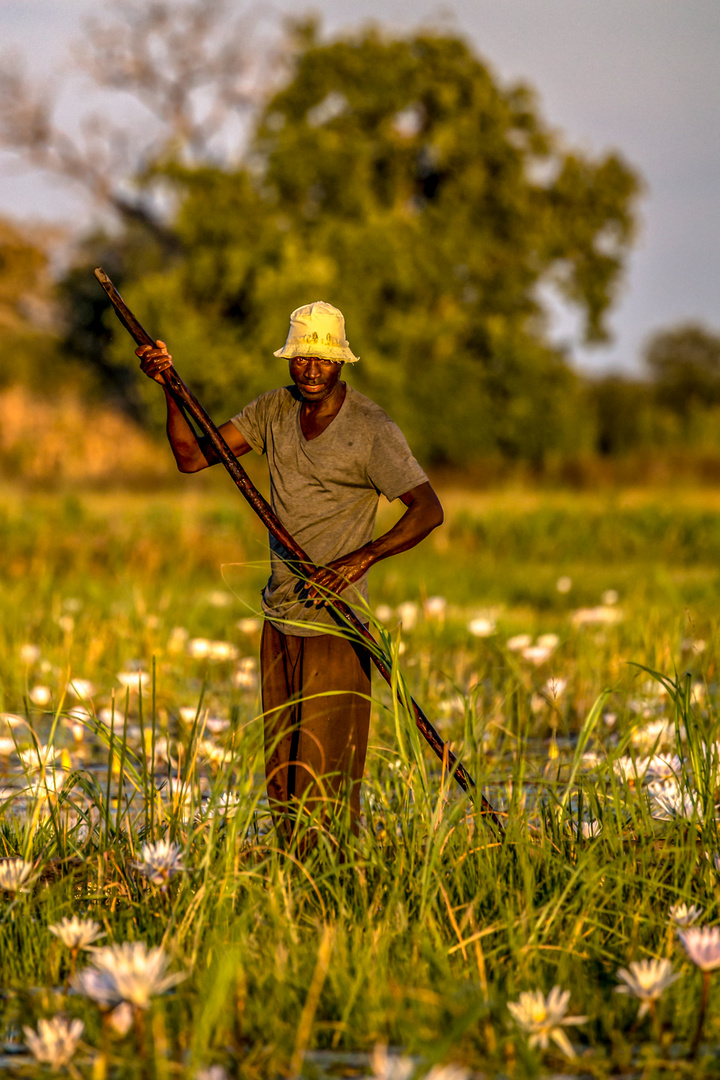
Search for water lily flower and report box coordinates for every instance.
[424,1067,470,1080]
[29,685,52,707]
[76,941,185,1009]
[506,633,532,652]
[615,958,680,1017]
[167,626,189,653]
[117,670,152,692]
[567,818,602,839]
[648,782,700,822]
[507,986,586,1057]
[23,1016,84,1070]
[0,858,36,893]
[68,678,95,699]
[205,717,231,735]
[134,840,185,886]
[108,1002,134,1036]
[18,743,60,772]
[536,633,560,650]
[49,916,105,950]
[677,926,720,971]
[630,718,675,751]
[207,590,232,607]
[0,713,26,728]
[195,1067,229,1080]
[423,595,447,620]
[233,657,258,690]
[571,606,622,627]
[669,903,703,927]
[73,965,123,1008]
[188,637,211,658]
[209,641,239,661]
[396,602,419,631]
[370,1044,415,1080]
[521,643,555,666]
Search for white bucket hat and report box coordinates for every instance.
[273,300,359,363]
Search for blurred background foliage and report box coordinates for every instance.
[1,3,720,484]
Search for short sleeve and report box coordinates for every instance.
[230,391,277,455]
[366,420,429,502]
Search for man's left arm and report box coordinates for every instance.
[306,482,443,600]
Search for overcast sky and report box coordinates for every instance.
[1,0,718,375]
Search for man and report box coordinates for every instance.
[137,301,443,844]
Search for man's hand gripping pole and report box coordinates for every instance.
[94,268,504,835]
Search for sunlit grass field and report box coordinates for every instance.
[2,479,720,1078]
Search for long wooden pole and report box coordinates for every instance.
[94,268,503,834]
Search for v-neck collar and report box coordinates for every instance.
[295,383,349,443]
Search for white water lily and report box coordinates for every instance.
[117,670,151,692]
[571,605,623,627]
[197,740,235,769]
[29,685,52,707]
[0,712,26,728]
[134,840,185,886]
[615,958,680,1017]
[507,986,586,1057]
[630,718,674,752]
[521,643,555,666]
[49,916,105,950]
[68,678,95,699]
[669,902,704,928]
[506,633,532,652]
[18,743,60,772]
[567,818,602,840]
[370,1044,415,1080]
[24,1016,84,1070]
[73,965,123,1008]
[0,858,35,893]
[648,781,700,822]
[77,941,185,1009]
[677,926,720,972]
[396,602,418,631]
[423,595,447,620]
[108,1002,134,1036]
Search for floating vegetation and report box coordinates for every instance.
[2,488,720,1076]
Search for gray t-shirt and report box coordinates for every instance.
[231,384,428,636]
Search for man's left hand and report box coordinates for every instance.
[304,547,374,604]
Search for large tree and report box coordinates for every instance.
[53,17,640,464]
[644,323,720,417]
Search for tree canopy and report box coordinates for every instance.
[58,17,641,465]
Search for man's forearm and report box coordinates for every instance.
[364,492,443,568]
[164,387,216,472]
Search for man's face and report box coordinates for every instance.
[289,356,343,403]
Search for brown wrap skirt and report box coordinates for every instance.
[260,620,371,840]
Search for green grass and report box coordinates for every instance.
[2,483,720,1077]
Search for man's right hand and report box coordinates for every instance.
[136,340,173,384]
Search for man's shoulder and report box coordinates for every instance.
[240,385,297,418]
[344,385,395,428]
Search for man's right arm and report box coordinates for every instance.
[136,340,251,473]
